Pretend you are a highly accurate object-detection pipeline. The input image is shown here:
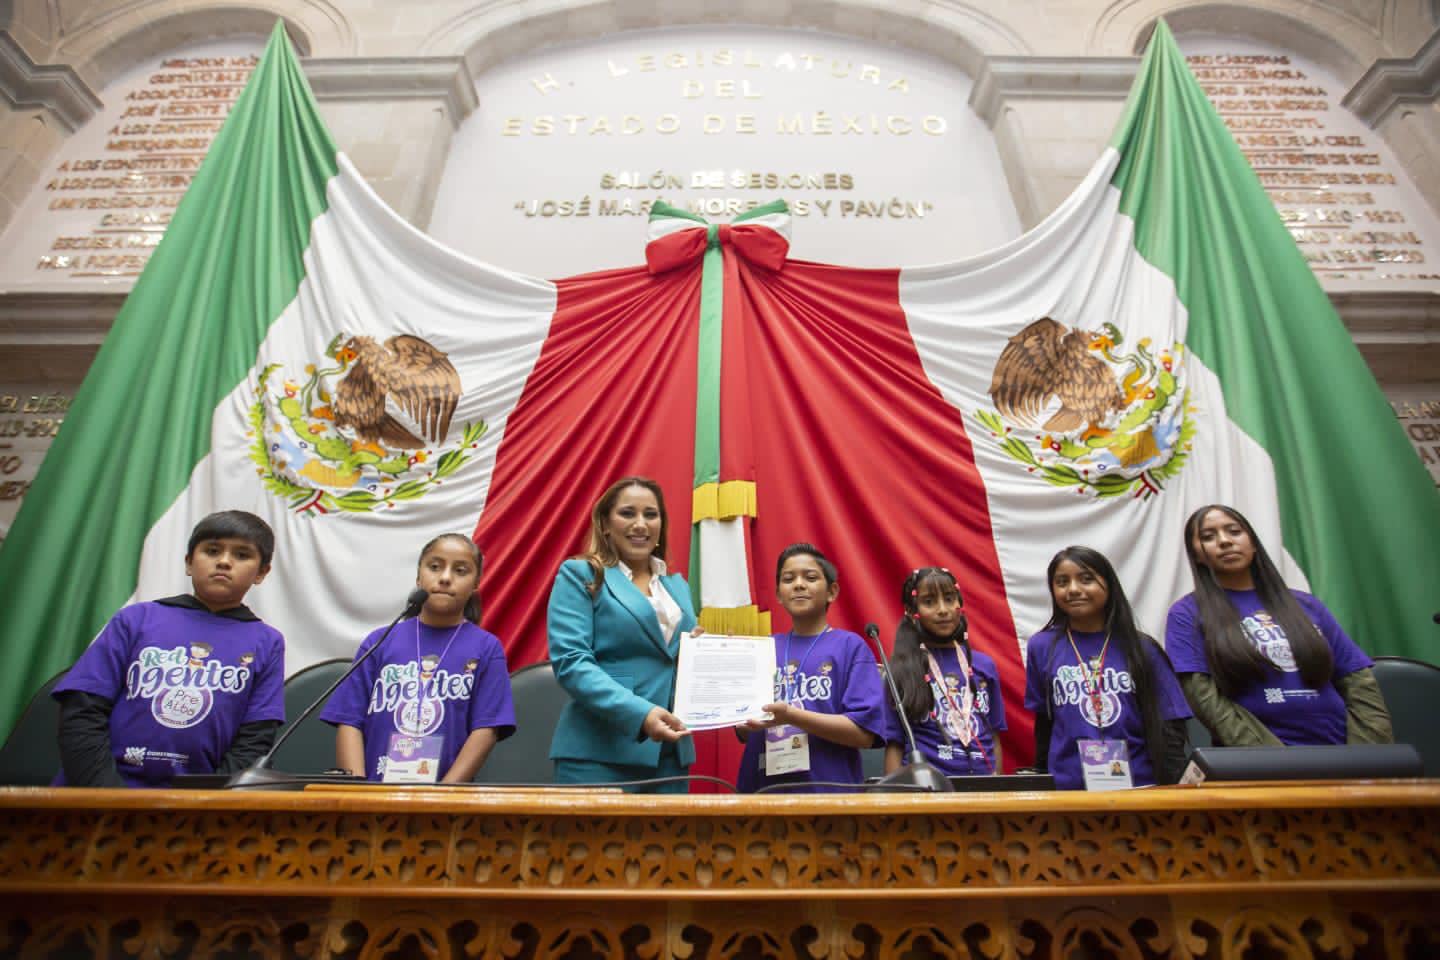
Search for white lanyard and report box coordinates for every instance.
[408,619,463,734]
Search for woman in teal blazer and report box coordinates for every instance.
[547,476,697,792]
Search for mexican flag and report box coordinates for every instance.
[1,21,1435,780]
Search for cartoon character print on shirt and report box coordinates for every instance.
[369,657,476,737]
[932,671,990,743]
[796,660,835,702]
[125,643,254,730]
[1052,662,1135,729]
[1241,611,1298,672]
[767,659,838,744]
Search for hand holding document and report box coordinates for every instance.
[672,633,776,730]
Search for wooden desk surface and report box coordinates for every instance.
[2,781,1437,958]
[8,777,1440,810]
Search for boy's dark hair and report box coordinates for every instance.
[1042,545,1170,782]
[187,510,275,567]
[775,542,838,587]
[1181,504,1332,696]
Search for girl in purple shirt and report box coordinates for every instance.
[323,534,515,782]
[885,567,1006,777]
[1165,504,1391,747]
[1025,546,1190,789]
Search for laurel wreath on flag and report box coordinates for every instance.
[246,362,487,515]
[974,388,1197,501]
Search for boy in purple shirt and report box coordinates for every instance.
[53,510,286,787]
[737,543,886,793]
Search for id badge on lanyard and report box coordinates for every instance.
[1066,629,1128,790]
[385,620,461,782]
[925,646,975,748]
[1078,738,1132,791]
[764,663,811,775]
[383,733,444,783]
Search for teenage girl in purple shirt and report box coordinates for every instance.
[1025,546,1190,788]
[1165,504,1391,747]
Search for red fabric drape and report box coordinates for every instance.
[474,263,700,669]
[728,259,1029,773]
[477,256,1032,785]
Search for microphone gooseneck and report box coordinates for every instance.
[226,588,430,788]
[403,587,429,618]
[865,622,953,793]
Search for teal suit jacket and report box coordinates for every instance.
[547,558,698,768]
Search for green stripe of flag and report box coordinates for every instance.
[687,236,724,608]
[695,236,724,490]
[0,22,339,738]
[1112,21,1440,656]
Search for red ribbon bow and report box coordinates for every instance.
[645,221,789,275]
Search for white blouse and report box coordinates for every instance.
[616,556,683,643]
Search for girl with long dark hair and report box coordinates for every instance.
[884,567,1007,777]
[1025,546,1190,789]
[1165,505,1391,746]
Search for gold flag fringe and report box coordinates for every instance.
[692,480,757,521]
[697,605,771,636]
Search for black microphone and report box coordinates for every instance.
[865,622,953,793]
[226,587,429,788]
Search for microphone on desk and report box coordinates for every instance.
[225,587,429,789]
[864,622,953,793]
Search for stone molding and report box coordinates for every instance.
[1342,28,1440,128]
[1332,289,1440,385]
[2,288,1432,385]
[0,31,102,133]
[969,56,1140,128]
[0,291,126,384]
[1332,289,1440,339]
[301,56,478,129]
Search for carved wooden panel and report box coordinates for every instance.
[3,794,1437,894]
[2,787,1439,959]
[3,892,1439,959]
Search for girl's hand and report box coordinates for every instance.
[642,706,691,743]
[741,702,795,731]
[690,626,706,638]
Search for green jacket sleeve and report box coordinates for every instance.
[1336,668,1394,744]
[1179,672,1283,747]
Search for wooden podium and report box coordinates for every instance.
[2,782,1438,958]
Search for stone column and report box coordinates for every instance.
[303,57,478,229]
[1343,29,1440,220]
[0,31,101,235]
[968,56,1137,229]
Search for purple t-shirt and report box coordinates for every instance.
[1024,627,1190,790]
[321,618,516,781]
[1164,589,1372,746]
[737,628,886,793]
[884,644,1007,776]
[53,599,286,787]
